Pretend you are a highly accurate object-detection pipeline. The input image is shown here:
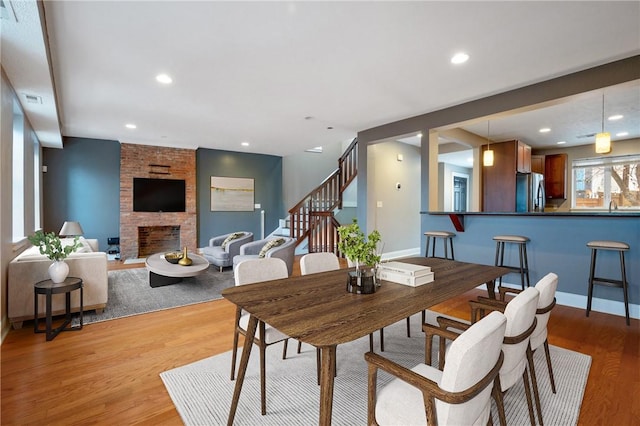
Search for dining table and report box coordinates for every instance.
[222,256,509,425]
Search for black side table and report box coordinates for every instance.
[34,277,83,341]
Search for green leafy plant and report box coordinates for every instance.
[27,230,82,261]
[337,219,382,272]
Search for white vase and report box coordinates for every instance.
[48,260,69,283]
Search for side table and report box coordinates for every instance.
[34,277,83,341]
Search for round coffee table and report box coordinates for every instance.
[145,252,210,287]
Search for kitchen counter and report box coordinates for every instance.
[420,210,638,318]
[423,210,639,232]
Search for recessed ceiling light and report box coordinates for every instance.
[125,123,137,129]
[616,131,629,137]
[156,73,173,84]
[241,142,250,147]
[556,141,566,145]
[608,114,623,121]
[539,127,551,133]
[451,52,469,64]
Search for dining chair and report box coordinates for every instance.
[500,272,559,394]
[231,257,290,415]
[365,311,507,425]
[435,287,541,425]
[298,252,340,384]
[301,252,385,353]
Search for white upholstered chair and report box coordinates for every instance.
[433,287,541,425]
[300,252,341,275]
[300,252,383,354]
[230,257,290,415]
[299,252,341,383]
[365,311,507,425]
[500,272,559,394]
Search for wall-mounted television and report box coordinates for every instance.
[133,178,186,212]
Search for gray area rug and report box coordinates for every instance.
[76,267,234,324]
[161,312,591,425]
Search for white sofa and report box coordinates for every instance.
[8,238,109,329]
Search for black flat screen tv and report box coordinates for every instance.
[133,178,186,212]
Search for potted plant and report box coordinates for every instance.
[28,230,82,283]
[337,219,382,294]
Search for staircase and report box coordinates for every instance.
[287,138,358,254]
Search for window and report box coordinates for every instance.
[34,139,41,229]
[12,102,25,241]
[573,154,640,209]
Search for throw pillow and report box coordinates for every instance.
[221,232,245,249]
[258,238,285,258]
[60,237,93,253]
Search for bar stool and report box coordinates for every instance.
[586,240,630,326]
[424,231,456,260]
[493,235,530,290]
[410,231,456,337]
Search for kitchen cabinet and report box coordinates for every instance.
[517,140,532,173]
[544,153,568,199]
[482,140,530,212]
[531,155,545,174]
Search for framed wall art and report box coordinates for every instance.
[210,176,255,211]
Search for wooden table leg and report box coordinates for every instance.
[227,315,258,426]
[319,345,337,426]
[486,279,496,299]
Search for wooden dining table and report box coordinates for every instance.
[222,256,509,425]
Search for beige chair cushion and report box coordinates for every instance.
[375,311,507,425]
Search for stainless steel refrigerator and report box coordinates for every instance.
[516,172,545,212]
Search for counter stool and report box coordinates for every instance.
[424,231,456,260]
[409,231,456,337]
[586,240,630,326]
[493,235,530,290]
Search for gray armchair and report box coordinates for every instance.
[233,236,296,276]
[201,231,254,271]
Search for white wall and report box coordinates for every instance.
[366,141,421,255]
[282,140,345,212]
[1,70,41,342]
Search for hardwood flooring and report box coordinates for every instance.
[1,259,638,425]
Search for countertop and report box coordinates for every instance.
[424,211,640,217]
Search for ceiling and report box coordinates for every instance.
[3,1,640,157]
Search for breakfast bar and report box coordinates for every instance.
[422,211,639,321]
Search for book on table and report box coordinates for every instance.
[378,261,432,277]
[378,269,435,287]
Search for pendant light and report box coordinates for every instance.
[483,121,494,166]
[595,94,611,154]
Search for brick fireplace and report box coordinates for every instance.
[119,144,197,260]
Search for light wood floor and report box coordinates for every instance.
[2,259,638,425]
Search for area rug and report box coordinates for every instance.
[160,312,591,425]
[75,267,234,325]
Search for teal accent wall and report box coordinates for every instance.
[43,137,120,250]
[196,148,283,244]
[43,140,284,251]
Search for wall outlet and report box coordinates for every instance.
[254,203,261,209]
[377,201,383,208]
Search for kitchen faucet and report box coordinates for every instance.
[609,200,618,213]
